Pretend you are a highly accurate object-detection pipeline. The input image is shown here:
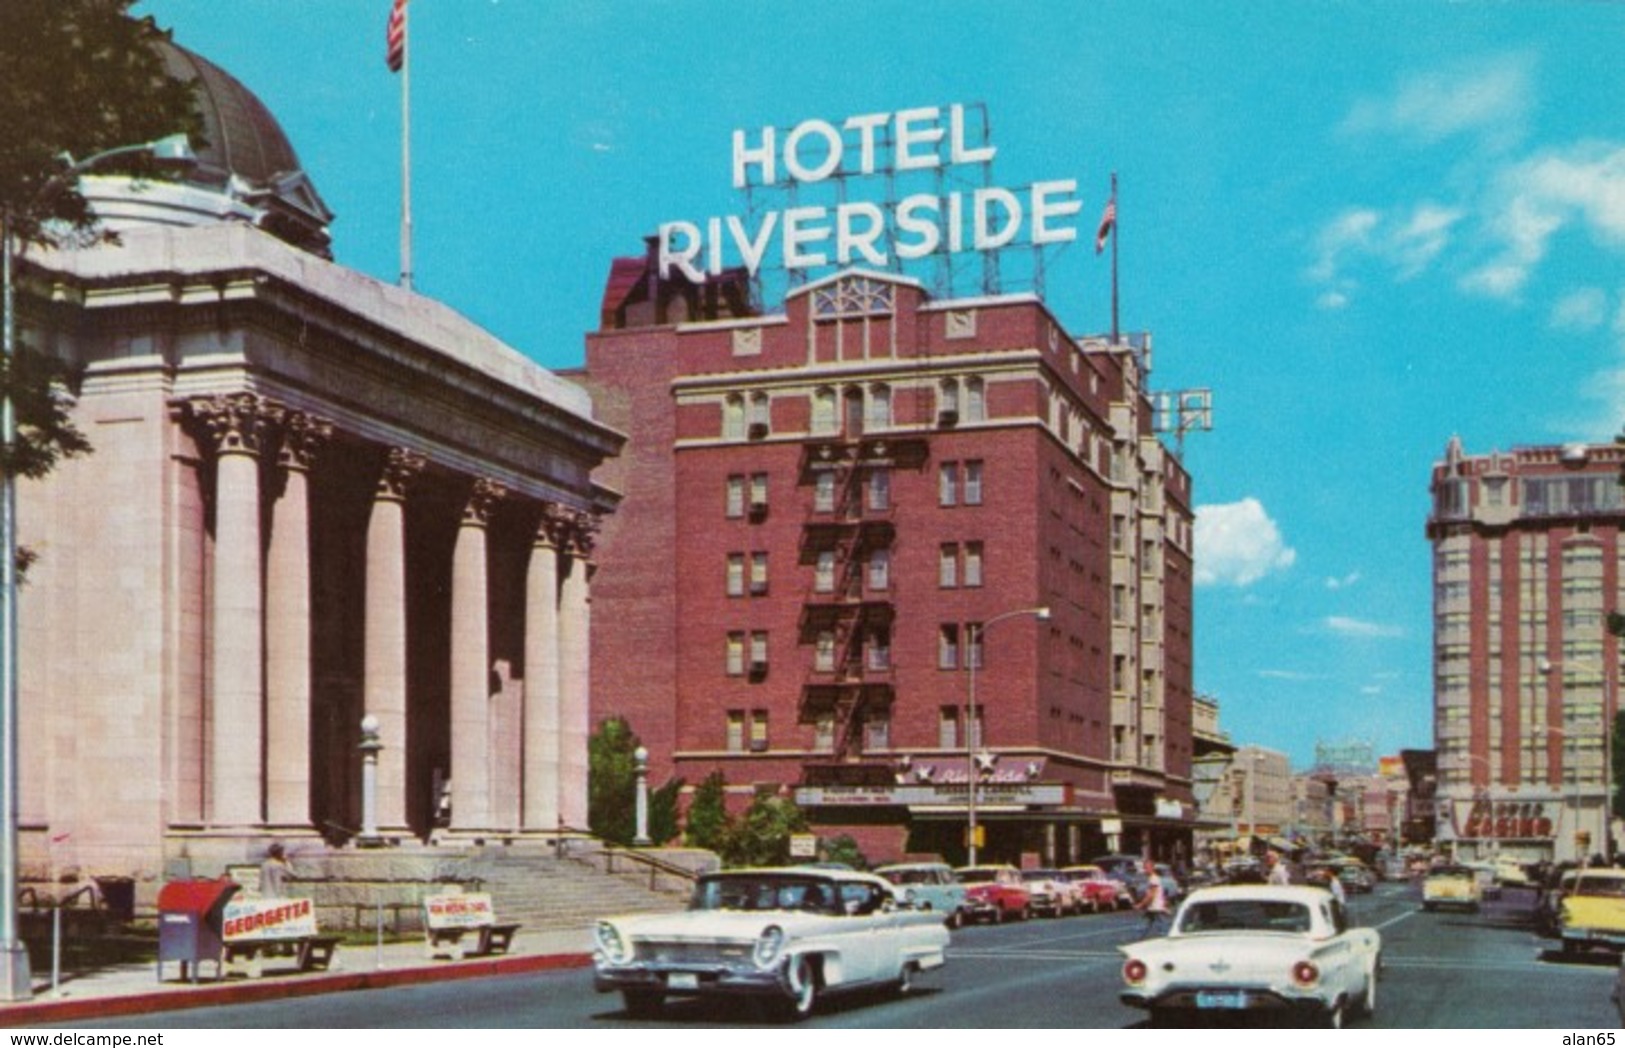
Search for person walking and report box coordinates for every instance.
[1265,850,1292,886]
[1134,859,1171,936]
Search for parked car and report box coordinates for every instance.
[1336,864,1376,895]
[592,867,949,1021]
[1062,865,1133,911]
[1020,869,1080,917]
[1118,884,1381,1028]
[955,865,1033,923]
[1091,854,1152,898]
[1422,864,1482,912]
[873,862,969,928]
[1559,868,1625,957]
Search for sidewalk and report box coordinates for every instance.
[0,926,596,1027]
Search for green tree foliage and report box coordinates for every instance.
[684,771,729,852]
[717,791,809,868]
[819,834,868,870]
[586,716,678,847]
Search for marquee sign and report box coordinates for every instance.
[660,103,1084,281]
[795,782,1070,808]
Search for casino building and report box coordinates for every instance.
[577,244,1198,866]
[13,41,621,884]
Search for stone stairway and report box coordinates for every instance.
[475,848,698,933]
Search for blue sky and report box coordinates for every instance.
[133,1,1625,769]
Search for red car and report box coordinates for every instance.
[1062,865,1132,912]
[954,865,1033,923]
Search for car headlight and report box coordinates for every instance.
[755,924,786,968]
[595,920,631,964]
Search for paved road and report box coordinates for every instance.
[78,881,1621,1028]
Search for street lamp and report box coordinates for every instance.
[1538,657,1615,864]
[0,134,196,1001]
[965,605,1049,866]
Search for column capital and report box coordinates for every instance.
[536,500,572,550]
[185,392,284,457]
[376,447,428,501]
[566,508,601,560]
[462,477,509,527]
[277,413,336,472]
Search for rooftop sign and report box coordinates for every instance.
[660,103,1083,282]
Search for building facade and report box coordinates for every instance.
[14,42,621,884]
[579,254,1197,866]
[1428,437,1625,863]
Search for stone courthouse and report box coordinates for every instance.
[12,41,620,893]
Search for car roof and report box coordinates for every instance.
[874,862,950,872]
[1182,885,1332,906]
[1576,868,1625,879]
[705,867,887,886]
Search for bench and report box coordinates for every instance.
[423,890,521,959]
[223,934,342,975]
[220,896,340,977]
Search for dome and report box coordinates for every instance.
[79,40,334,258]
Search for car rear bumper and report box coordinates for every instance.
[1121,986,1328,1016]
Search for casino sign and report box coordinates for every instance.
[1446,798,1557,841]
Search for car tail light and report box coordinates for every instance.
[1123,958,1148,985]
[1291,960,1319,987]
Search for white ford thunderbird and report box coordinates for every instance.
[594,867,950,1021]
[1118,885,1381,1028]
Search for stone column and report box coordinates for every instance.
[193,393,281,828]
[522,505,566,831]
[265,413,332,828]
[365,448,424,834]
[557,510,598,830]
[450,479,505,833]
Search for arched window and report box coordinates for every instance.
[965,377,986,422]
[844,388,865,437]
[748,392,770,438]
[723,394,745,439]
[866,384,891,431]
[811,387,837,435]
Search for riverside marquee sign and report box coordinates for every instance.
[659,103,1084,282]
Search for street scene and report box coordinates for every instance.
[5,0,1625,1032]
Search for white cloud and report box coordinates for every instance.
[1194,499,1296,587]
[1551,288,1609,331]
[1340,55,1532,146]
[1308,203,1463,304]
[1324,616,1404,639]
[1259,669,1318,681]
[1325,572,1362,590]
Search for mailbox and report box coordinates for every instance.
[156,878,239,983]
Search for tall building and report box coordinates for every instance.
[579,254,1197,866]
[13,41,620,884]
[1428,437,1625,863]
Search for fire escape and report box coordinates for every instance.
[797,435,926,784]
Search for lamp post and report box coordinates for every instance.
[1538,657,1614,864]
[1,135,195,1000]
[965,605,1049,866]
[632,746,651,847]
[357,714,382,846]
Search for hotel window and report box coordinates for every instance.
[868,628,891,670]
[812,387,838,435]
[863,713,890,752]
[844,389,865,437]
[815,550,836,593]
[939,462,958,506]
[726,633,745,676]
[748,392,770,436]
[939,707,960,749]
[868,467,890,511]
[939,379,960,420]
[750,631,769,669]
[726,475,745,518]
[868,548,890,590]
[814,471,836,512]
[964,542,984,587]
[938,624,960,669]
[749,709,769,751]
[813,715,836,753]
[966,622,984,670]
[726,553,745,597]
[723,395,746,440]
[939,543,959,588]
[750,552,769,595]
[866,384,892,430]
[726,710,745,752]
[1112,585,1128,622]
[749,472,769,510]
[815,630,836,672]
[964,460,983,505]
[965,377,986,422]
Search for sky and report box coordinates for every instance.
[130,0,1625,770]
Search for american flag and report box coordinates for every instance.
[1095,197,1116,254]
[386,0,408,73]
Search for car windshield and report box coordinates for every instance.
[689,875,841,915]
[881,869,936,885]
[1572,877,1625,898]
[957,868,1000,884]
[1021,871,1057,882]
[1177,900,1314,934]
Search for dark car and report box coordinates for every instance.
[1090,855,1151,898]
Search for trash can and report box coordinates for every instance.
[93,876,136,923]
[156,878,239,983]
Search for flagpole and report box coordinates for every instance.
[399,1,413,291]
[1110,171,1119,345]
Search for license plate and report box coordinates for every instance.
[667,972,699,991]
[1195,990,1247,1010]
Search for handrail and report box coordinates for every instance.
[598,844,699,891]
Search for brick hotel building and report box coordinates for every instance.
[577,249,1196,866]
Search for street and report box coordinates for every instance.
[71,880,1621,1028]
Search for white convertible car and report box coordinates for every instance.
[594,867,950,1021]
[1118,885,1381,1028]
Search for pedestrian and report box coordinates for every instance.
[1326,868,1347,905]
[1265,850,1291,886]
[260,842,292,898]
[1134,859,1171,936]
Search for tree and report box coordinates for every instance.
[684,771,730,852]
[586,716,679,847]
[718,791,809,868]
[1,2,199,520]
[819,834,868,870]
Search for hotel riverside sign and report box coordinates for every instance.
[795,783,1070,808]
[660,103,1084,281]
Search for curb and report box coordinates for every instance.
[0,953,594,1027]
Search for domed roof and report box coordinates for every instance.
[81,39,334,257]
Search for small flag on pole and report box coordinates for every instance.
[1095,196,1116,255]
[386,0,408,72]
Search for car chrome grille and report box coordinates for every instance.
[637,939,754,966]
